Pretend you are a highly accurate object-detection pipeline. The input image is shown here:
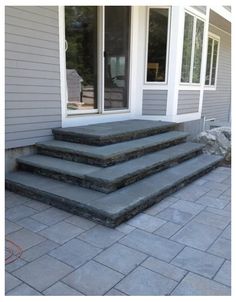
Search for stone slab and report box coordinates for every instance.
[52,119,176,145]
[171,272,230,296]
[115,266,177,295]
[38,130,188,166]
[142,257,187,282]
[43,281,83,296]
[63,260,123,295]
[95,243,147,274]
[171,246,224,278]
[120,229,184,262]
[214,260,231,287]
[39,221,84,244]
[49,238,101,268]
[172,220,222,250]
[13,255,73,292]
[6,228,46,251]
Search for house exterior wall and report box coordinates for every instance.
[202,24,231,122]
[5,6,61,149]
[142,90,167,115]
[177,90,200,114]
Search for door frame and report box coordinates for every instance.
[59,6,134,125]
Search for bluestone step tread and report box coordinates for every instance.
[6,154,223,227]
[19,142,204,193]
[52,120,176,145]
[37,131,188,166]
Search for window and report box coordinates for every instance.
[205,36,219,86]
[146,8,169,83]
[181,12,204,84]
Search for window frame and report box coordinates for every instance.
[144,6,171,85]
[180,10,205,86]
[204,32,220,90]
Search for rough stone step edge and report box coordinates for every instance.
[36,136,188,167]
[6,158,222,227]
[17,147,203,193]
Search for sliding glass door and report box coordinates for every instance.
[64,6,130,113]
[104,6,131,111]
[65,6,98,112]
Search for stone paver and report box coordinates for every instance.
[6,228,46,251]
[157,208,193,225]
[21,239,59,262]
[43,281,83,296]
[5,167,231,296]
[39,221,84,244]
[13,255,73,292]
[120,229,184,262]
[78,225,124,248]
[32,207,72,226]
[6,205,38,222]
[142,257,187,282]
[95,243,147,274]
[5,220,22,235]
[49,238,101,268]
[105,288,127,296]
[127,213,166,232]
[193,210,230,229]
[63,260,123,295]
[208,237,231,260]
[17,217,48,232]
[171,246,224,278]
[154,222,182,238]
[5,272,22,293]
[144,196,178,215]
[6,258,28,273]
[196,195,229,209]
[6,283,42,296]
[214,261,231,287]
[171,220,222,250]
[173,184,208,201]
[171,199,204,215]
[115,266,177,295]
[115,222,136,234]
[171,272,230,296]
[64,215,96,230]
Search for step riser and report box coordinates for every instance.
[53,125,176,146]
[17,149,203,193]
[6,160,221,227]
[37,136,187,167]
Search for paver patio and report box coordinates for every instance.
[5,167,231,296]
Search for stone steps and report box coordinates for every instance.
[17,142,204,193]
[37,131,188,167]
[52,119,176,145]
[6,154,223,227]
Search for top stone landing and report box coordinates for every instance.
[52,120,176,146]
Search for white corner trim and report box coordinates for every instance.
[198,7,210,115]
[58,6,67,128]
[166,6,185,117]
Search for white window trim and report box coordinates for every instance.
[180,10,205,86]
[204,32,220,90]
[144,6,171,85]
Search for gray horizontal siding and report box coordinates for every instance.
[191,6,207,15]
[5,6,61,149]
[202,25,231,123]
[142,90,167,115]
[177,90,200,114]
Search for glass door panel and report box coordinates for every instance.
[104,6,131,111]
[65,6,98,111]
